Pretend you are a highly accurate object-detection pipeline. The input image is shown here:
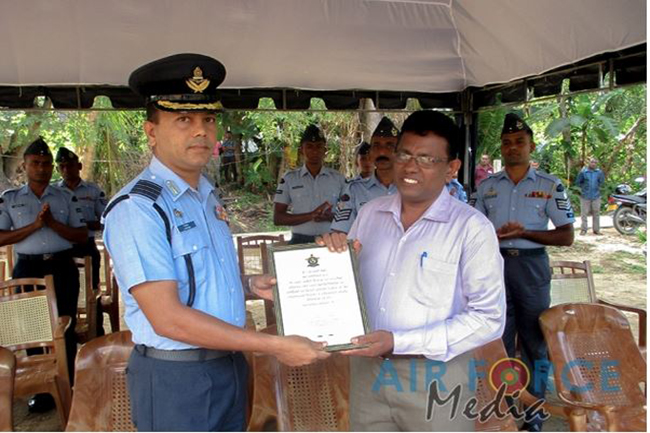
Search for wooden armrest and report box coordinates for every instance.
[598,299,647,347]
[55,316,72,339]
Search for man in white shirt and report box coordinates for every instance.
[319,110,506,431]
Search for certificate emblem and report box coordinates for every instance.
[306,254,320,267]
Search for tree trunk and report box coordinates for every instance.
[359,99,381,142]
[79,111,98,182]
[557,95,573,184]
[602,115,646,176]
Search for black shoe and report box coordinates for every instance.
[520,421,543,432]
[27,393,55,413]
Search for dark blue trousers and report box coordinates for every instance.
[126,350,248,432]
[502,253,551,427]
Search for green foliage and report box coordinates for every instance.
[476,84,646,196]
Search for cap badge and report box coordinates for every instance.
[516,121,524,130]
[186,67,210,93]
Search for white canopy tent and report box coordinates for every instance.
[0,0,645,110]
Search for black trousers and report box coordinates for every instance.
[288,233,316,245]
[71,237,104,336]
[502,252,551,426]
[13,255,80,383]
[127,350,248,431]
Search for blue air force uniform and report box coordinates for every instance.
[331,175,397,233]
[103,157,245,349]
[473,114,575,425]
[0,139,86,382]
[56,178,106,285]
[274,165,345,242]
[102,54,248,431]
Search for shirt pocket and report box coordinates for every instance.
[524,200,547,224]
[170,225,209,291]
[412,257,458,311]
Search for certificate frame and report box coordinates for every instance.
[267,241,370,352]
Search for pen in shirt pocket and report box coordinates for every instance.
[420,251,428,268]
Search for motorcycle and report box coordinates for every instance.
[608,178,647,235]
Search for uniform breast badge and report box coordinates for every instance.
[215,205,229,223]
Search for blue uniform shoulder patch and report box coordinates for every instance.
[130,179,163,201]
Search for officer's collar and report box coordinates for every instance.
[498,166,537,183]
[57,178,86,190]
[299,164,328,178]
[19,183,57,198]
[149,156,214,202]
[378,187,452,224]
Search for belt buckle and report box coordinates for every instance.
[42,253,54,261]
[507,249,519,257]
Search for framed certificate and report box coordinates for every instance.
[268,242,370,352]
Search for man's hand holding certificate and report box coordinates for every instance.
[269,239,370,352]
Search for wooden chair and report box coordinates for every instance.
[65,331,135,431]
[0,245,14,281]
[74,256,99,343]
[0,276,72,427]
[236,234,286,327]
[550,260,646,349]
[97,240,120,333]
[0,347,16,432]
[539,303,647,431]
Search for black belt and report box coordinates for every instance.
[500,248,546,257]
[134,345,234,362]
[17,249,73,261]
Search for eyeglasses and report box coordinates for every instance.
[394,151,448,167]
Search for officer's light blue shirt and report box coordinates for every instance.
[0,185,85,254]
[56,179,107,237]
[103,156,245,350]
[575,168,605,200]
[331,174,397,233]
[274,165,346,236]
[473,168,575,249]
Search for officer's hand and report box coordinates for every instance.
[314,205,334,222]
[274,335,330,367]
[311,201,331,221]
[249,275,276,301]
[316,232,362,254]
[496,221,526,240]
[340,331,394,358]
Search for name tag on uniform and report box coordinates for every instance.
[178,221,197,232]
[291,185,304,190]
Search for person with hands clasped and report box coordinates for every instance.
[0,137,88,412]
[473,113,575,432]
[274,124,346,244]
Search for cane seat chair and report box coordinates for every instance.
[0,245,14,281]
[236,234,286,328]
[0,276,72,427]
[74,256,99,343]
[97,240,120,333]
[246,325,349,432]
[540,303,647,431]
[0,347,16,432]
[550,260,646,349]
[65,330,135,431]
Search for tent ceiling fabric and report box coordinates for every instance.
[0,0,646,110]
